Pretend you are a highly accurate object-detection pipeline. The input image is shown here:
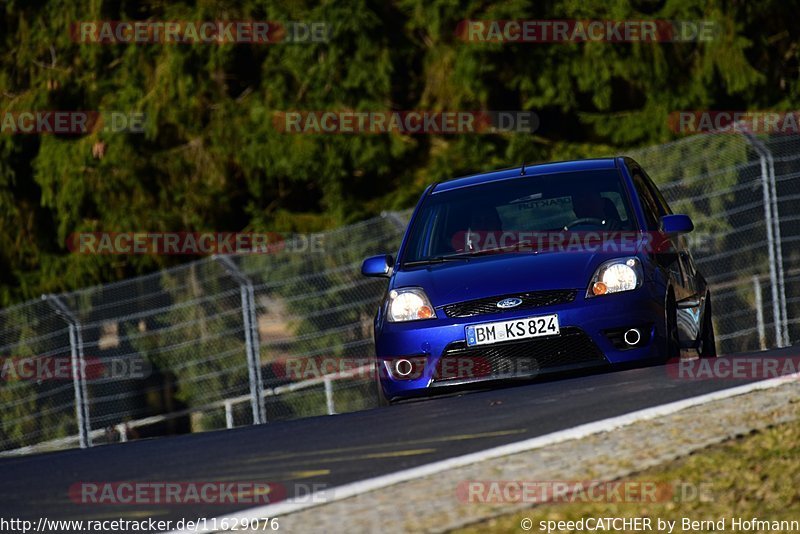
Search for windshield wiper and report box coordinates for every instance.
[403,242,541,266]
[453,240,539,257]
[402,255,473,267]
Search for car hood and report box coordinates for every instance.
[393,246,643,307]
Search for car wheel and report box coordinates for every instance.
[665,293,680,361]
[699,293,717,358]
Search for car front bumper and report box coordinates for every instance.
[375,286,665,401]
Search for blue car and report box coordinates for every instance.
[362,157,716,404]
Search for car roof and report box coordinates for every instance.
[431,158,621,194]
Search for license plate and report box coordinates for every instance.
[465,314,560,347]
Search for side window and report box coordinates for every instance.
[641,169,673,215]
[632,172,660,230]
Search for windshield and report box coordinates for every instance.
[402,169,636,264]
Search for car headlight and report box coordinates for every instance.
[587,258,642,297]
[386,288,436,322]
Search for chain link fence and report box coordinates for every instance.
[0,213,410,454]
[1,130,798,455]
[763,135,800,344]
[623,130,794,353]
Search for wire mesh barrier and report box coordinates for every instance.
[0,300,78,451]
[623,131,789,353]
[762,135,800,345]
[0,213,410,454]
[1,131,798,455]
[625,130,800,353]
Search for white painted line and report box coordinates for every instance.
[166,372,799,533]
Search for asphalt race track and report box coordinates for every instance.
[2,347,797,532]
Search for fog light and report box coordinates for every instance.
[623,328,642,346]
[394,359,413,377]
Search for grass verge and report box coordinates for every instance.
[454,407,800,533]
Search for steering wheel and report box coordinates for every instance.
[564,217,605,230]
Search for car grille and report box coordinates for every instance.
[431,327,606,384]
[441,290,577,318]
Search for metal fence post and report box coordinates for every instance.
[224,400,234,429]
[383,210,410,232]
[324,377,335,415]
[43,294,92,448]
[753,275,767,350]
[741,128,786,347]
[764,148,790,346]
[214,256,266,425]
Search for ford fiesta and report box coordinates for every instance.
[362,157,716,404]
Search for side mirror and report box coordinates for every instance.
[361,254,394,278]
[659,214,694,235]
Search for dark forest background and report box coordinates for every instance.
[1,0,798,306]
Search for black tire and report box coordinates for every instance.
[665,293,680,361]
[699,293,717,358]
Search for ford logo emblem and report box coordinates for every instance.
[496,297,523,309]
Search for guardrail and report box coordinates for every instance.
[0,364,373,456]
